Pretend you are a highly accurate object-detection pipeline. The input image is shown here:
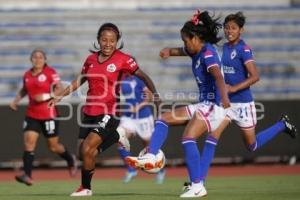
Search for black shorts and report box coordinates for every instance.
[23,117,59,138]
[78,114,119,140]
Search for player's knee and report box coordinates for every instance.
[81,144,94,158]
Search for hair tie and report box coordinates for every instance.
[191,9,201,25]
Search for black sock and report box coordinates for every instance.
[23,151,34,178]
[58,150,74,167]
[81,169,95,189]
[98,130,120,152]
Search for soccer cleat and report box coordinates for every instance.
[156,169,166,184]
[182,182,192,192]
[180,182,207,198]
[281,115,298,138]
[15,174,33,186]
[125,153,156,170]
[117,127,130,151]
[70,185,92,197]
[123,170,138,183]
[68,154,78,177]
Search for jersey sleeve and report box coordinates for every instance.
[48,68,61,84]
[122,55,139,74]
[204,50,220,72]
[241,45,254,64]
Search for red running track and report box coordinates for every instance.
[1,164,300,182]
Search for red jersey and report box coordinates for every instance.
[23,66,60,120]
[81,50,139,116]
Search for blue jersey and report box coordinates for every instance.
[222,39,254,103]
[184,43,221,104]
[121,75,152,118]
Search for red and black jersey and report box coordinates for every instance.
[23,66,60,120]
[81,50,139,116]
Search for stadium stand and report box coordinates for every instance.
[0,0,300,102]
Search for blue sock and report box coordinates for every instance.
[182,138,201,183]
[248,121,285,151]
[199,135,218,181]
[148,120,169,155]
[118,147,136,172]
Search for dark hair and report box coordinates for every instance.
[181,10,222,44]
[91,22,124,53]
[223,12,246,28]
[30,48,47,60]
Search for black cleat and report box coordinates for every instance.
[15,174,33,186]
[281,115,297,138]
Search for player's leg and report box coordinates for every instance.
[71,114,119,196]
[43,119,77,176]
[180,111,208,198]
[15,130,39,186]
[148,106,190,154]
[71,132,101,196]
[16,117,42,186]
[242,116,297,152]
[126,106,190,168]
[198,117,230,183]
[46,136,77,177]
[236,102,297,151]
[117,123,137,183]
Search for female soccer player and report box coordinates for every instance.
[48,23,160,196]
[126,10,230,198]
[10,49,77,186]
[118,74,165,184]
[193,11,298,185]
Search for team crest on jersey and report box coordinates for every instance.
[38,74,47,82]
[231,49,237,60]
[106,64,117,72]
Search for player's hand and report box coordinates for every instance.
[159,48,171,59]
[226,84,237,93]
[48,97,60,108]
[9,101,18,111]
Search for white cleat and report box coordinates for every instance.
[125,153,156,170]
[70,185,92,197]
[180,182,207,198]
[117,127,130,151]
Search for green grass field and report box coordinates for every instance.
[0,175,300,200]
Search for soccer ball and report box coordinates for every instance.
[138,148,166,174]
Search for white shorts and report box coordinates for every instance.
[226,102,257,130]
[119,115,154,140]
[186,101,226,132]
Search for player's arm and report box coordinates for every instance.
[9,86,27,111]
[134,69,161,113]
[48,75,86,107]
[34,81,65,103]
[130,87,153,113]
[160,47,186,59]
[209,66,230,108]
[227,61,260,93]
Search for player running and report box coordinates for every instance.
[10,49,77,186]
[126,10,230,198]
[48,23,160,196]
